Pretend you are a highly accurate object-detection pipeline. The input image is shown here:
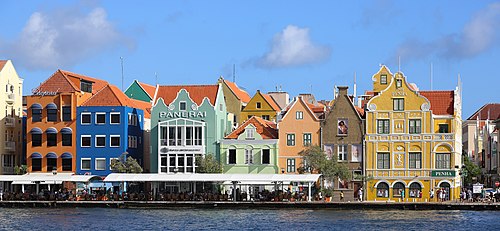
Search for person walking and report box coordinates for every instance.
[358,188,363,202]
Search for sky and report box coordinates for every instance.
[1,0,499,118]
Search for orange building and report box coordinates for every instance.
[26,70,108,173]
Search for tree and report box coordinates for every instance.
[110,153,143,173]
[195,154,223,173]
[14,165,27,175]
[462,155,481,186]
[299,145,352,184]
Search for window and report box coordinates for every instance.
[409,119,421,134]
[110,135,120,147]
[47,133,57,146]
[377,119,390,134]
[377,153,390,169]
[380,74,387,84]
[32,134,42,147]
[110,112,120,124]
[128,113,137,126]
[338,178,349,189]
[409,152,421,169]
[32,158,42,171]
[303,133,312,146]
[62,106,71,121]
[62,158,72,171]
[32,108,42,122]
[95,135,105,147]
[81,113,91,124]
[180,102,186,111]
[96,113,106,124]
[409,183,422,198]
[438,124,449,133]
[338,145,348,161]
[46,157,57,172]
[256,102,261,109]
[287,158,296,172]
[81,135,91,147]
[436,153,450,169]
[81,81,93,93]
[47,108,57,122]
[219,104,223,111]
[246,127,255,139]
[353,170,362,181]
[287,134,295,146]
[396,79,402,88]
[261,115,270,120]
[393,98,404,111]
[393,182,405,197]
[81,158,91,170]
[245,148,253,164]
[2,155,13,168]
[296,111,303,120]
[95,158,106,170]
[376,182,389,197]
[62,133,72,146]
[262,149,270,164]
[228,149,236,164]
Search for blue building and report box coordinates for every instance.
[76,84,145,176]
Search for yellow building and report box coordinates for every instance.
[365,65,462,202]
[240,90,281,123]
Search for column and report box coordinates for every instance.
[232,181,238,202]
[308,182,312,202]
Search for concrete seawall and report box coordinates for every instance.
[1,201,500,210]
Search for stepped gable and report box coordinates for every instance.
[420,90,454,115]
[223,79,251,104]
[226,116,278,139]
[467,103,500,120]
[261,93,281,111]
[154,85,219,106]
[137,81,157,98]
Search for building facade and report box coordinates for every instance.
[76,84,144,176]
[240,90,281,123]
[0,60,23,177]
[365,66,462,202]
[221,116,279,174]
[322,86,364,200]
[150,84,227,173]
[217,77,251,128]
[124,80,156,103]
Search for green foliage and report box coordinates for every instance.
[110,153,143,173]
[299,145,352,183]
[462,155,481,185]
[195,154,223,173]
[14,165,27,175]
[321,187,334,197]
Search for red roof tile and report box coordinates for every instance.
[34,69,108,94]
[467,103,500,120]
[306,102,325,113]
[82,84,136,107]
[0,60,7,71]
[262,93,281,111]
[61,70,108,94]
[355,106,365,117]
[154,85,219,106]
[226,116,278,139]
[420,91,454,115]
[223,79,251,104]
[131,99,152,119]
[137,81,157,99]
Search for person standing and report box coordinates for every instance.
[401,189,405,202]
[340,191,344,201]
[358,188,363,202]
[430,188,434,202]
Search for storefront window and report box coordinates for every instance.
[409,182,422,198]
[393,182,405,197]
[376,182,389,198]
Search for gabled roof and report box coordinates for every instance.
[467,103,500,120]
[261,93,281,111]
[306,102,325,113]
[154,85,219,106]
[136,81,157,99]
[222,79,251,104]
[226,116,278,139]
[420,91,455,116]
[131,98,152,119]
[281,96,320,122]
[355,106,365,117]
[82,84,136,107]
[34,69,108,94]
[0,60,7,71]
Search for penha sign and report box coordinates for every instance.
[431,170,456,177]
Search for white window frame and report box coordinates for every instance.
[110,135,121,148]
[338,144,348,161]
[303,133,312,146]
[95,112,106,125]
[110,112,121,125]
[81,112,91,125]
[81,158,91,170]
[245,148,253,165]
[128,113,132,125]
[227,148,237,165]
[246,127,255,139]
[296,111,303,120]
[95,158,106,171]
[179,101,187,111]
[95,135,106,148]
[261,149,271,165]
[81,135,91,147]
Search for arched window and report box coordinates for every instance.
[46,152,57,171]
[31,104,42,122]
[393,182,406,197]
[376,182,389,198]
[31,152,42,171]
[61,152,73,171]
[245,146,253,164]
[409,182,422,198]
[438,182,451,201]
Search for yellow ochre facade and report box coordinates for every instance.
[364,65,462,202]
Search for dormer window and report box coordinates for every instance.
[396,79,402,88]
[81,80,93,93]
[380,75,387,85]
[246,127,255,139]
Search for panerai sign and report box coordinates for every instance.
[431,170,456,177]
[159,111,207,118]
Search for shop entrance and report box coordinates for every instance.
[438,182,451,201]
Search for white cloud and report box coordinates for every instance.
[1,6,133,70]
[392,2,500,62]
[256,25,331,68]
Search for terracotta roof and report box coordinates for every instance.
[225,116,278,139]
[467,103,500,120]
[82,84,136,107]
[261,93,281,111]
[355,106,365,117]
[306,102,325,113]
[137,81,157,99]
[154,85,219,106]
[34,69,108,94]
[420,91,454,115]
[223,79,251,103]
[131,98,152,119]
[0,60,7,71]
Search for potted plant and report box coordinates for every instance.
[322,187,333,202]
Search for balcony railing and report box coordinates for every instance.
[366,169,432,178]
[5,117,15,127]
[5,141,15,152]
[5,93,15,103]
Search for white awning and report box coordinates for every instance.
[103,173,321,184]
[0,173,98,183]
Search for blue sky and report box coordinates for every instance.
[1,0,499,117]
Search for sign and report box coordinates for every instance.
[32,90,58,96]
[431,170,456,177]
[159,111,206,118]
[163,148,202,153]
[473,183,483,194]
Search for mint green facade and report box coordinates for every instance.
[125,80,152,102]
[150,85,227,173]
[220,125,279,174]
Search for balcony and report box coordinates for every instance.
[5,93,15,104]
[4,141,15,152]
[5,117,15,127]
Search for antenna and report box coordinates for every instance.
[155,72,158,85]
[120,57,124,91]
[353,71,357,105]
[310,84,312,93]
[398,56,401,73]
[430,63,433,90]
[232,64,236,83]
